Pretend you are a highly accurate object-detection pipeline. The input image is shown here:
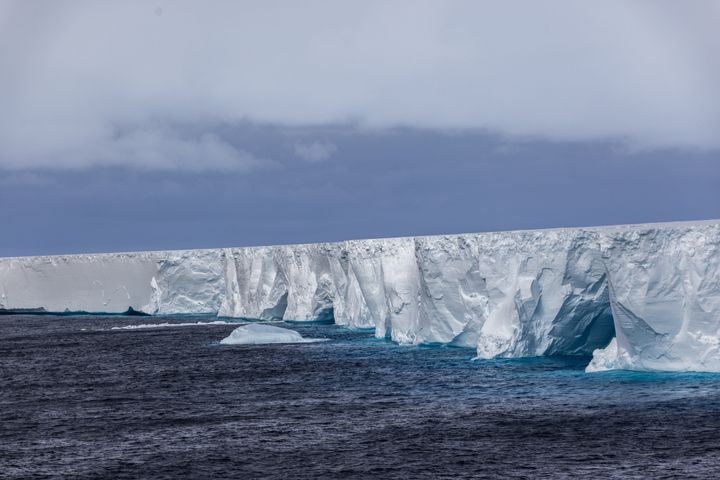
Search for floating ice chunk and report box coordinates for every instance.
[219,323,327,345]
[586,338,622,372]
[586,332,720,373]
[111,321,236,330]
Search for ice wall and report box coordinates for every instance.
[2,220,719,371]
[587,224,720,372]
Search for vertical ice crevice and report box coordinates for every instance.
[260,291,289,320]
[0,282,7,309]
[381,238,421,344]
[328,251,374,328]
[415,235,489,347]
[141,276,162,314]
[348,249,390,338]
[587,269,665,372]
[219,249,241,318]
[310,273,335,323]
[475,256,522,359]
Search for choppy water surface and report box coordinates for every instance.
[2,315,720,479]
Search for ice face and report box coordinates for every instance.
[219,324,327,345]
[585,225,720,372]
[1,220,719,372]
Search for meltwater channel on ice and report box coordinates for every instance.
[1,220,719,373]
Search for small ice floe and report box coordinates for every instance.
[111,321,235,330]
[219,323,327,345]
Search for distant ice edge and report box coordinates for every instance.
[1,220,719,372]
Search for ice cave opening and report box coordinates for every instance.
[311,306,335,324]
[545,303,616,357]
[259,292,289,321]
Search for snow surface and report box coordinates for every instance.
[1,220,719,372]
[219,324,326,345]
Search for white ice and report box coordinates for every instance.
[2,220,719,372]
[219,323,327,345]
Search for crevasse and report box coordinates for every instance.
[1,220,719,372]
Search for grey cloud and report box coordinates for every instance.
[294,141,337,162]
[1,0,719,171]
[102,129,261,171]
[2,127,717,256]
[0,122,261,171]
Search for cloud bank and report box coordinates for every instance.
[1,0,718,170]
[294,142,337,162]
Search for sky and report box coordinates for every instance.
[0,0,719,256]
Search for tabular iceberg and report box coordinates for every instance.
[1,220,719,372]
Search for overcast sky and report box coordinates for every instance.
[1,1,719,255]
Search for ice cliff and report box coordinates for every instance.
[1,220,719,372]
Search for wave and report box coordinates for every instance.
[110,321,238,330]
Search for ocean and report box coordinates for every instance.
[2,314,720,479]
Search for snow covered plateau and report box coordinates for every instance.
[1,220,719,372]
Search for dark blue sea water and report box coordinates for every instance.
[2,315,720,479]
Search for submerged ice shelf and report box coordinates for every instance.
[1,220,719,372]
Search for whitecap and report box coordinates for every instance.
[111,321,236,330]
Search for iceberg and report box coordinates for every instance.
[219,323,326,345]
[1,220,719,371]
